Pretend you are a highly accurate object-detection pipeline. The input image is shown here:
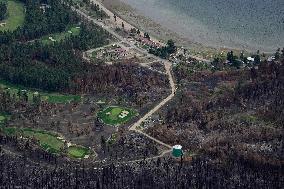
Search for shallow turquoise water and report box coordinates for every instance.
[122,0,284,52]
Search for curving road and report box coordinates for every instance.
[129,61,176,150]
[73,4,176,158]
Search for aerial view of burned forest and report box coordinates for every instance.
[0,0,283,188]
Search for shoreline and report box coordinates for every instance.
[99,0,274,56]
[99,0,224,59]
[100,0,213,48]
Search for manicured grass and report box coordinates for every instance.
[1,127,63,153]
[67,146,89,158]
[0,80,81,104]
[22,129,64,153]
[1,126,91,158]
[0,113,10,125]
[41,26,81,45]
[97,106,137,126]
[0,0,25,32]
[0,116,5,122]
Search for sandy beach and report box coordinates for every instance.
[99,0,181,45]
[100,0,220,57]
[99,0,282,55]
[98,0,250,58]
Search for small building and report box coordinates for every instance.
[39,4,51,13]
[247,57,255,62]
[267,56,275,62]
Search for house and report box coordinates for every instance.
[247,57,255,62]
[267,56,275,62]
[40,4,51,13]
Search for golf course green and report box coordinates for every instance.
[1,126,91,159]
[97,106,137,126]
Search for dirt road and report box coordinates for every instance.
[74,5,175,158]
[129,61,175,149]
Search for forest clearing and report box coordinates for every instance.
[0,0,25,31]
[41,26,81,44]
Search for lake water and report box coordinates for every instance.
[121,0,284,52]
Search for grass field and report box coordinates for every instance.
[0,113,10,125]
[0,0,25,32]
[0,126,90,158]
[1,127,63,153]
[23,129,64,153]
[67,146,90,158]
[0,116,5,123]
[97,106,137,126]
[41,26,81,45]
[0,80,81,104]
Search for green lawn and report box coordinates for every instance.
[0,116,5,122]
[0,113,10,125]
[22,128,64,153]
[0,80,81,104]
[97,106,137,126]
[67,146,90,158]
[72,0,82,5]
[41,26,81,45]
[1,126,91,158]
[0,0,25,32]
